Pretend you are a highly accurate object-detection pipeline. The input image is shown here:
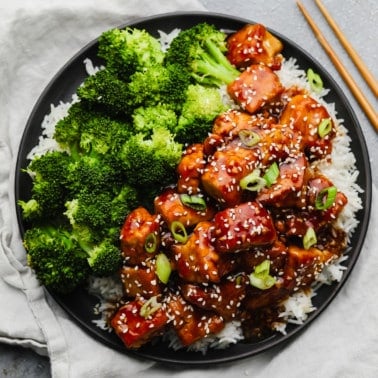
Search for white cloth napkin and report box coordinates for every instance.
[1,1,377,377]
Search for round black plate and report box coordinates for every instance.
[15,12,372,364]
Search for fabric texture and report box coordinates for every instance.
[1,1,377,377]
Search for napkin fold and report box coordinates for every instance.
[1,1,377,377]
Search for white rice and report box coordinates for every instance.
[26,30,363,352]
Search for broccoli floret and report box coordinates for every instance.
[18,151,71,221]
[77,69,134,115]
[64,184,138,239]
[98,27,165,80]
[109,185,139,225]
[132,104,177,134]
[165,23,240,87]
[174,84,228,144]
[66,152,122,196]
[54,101,132,156]
[126,63,190,111]
[120,127,182,188]
[77,238,122,277]
[24,225,89,293]
[18,199,42,221]
[64,192,113,233]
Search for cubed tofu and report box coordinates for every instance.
[111,298,168,349]
[120,207,160,265]
[154,188,215,228]
[227,23,283,69]
[227,64,284,114]
[121,265,161,298]
[172,221,236,283]
[165,293,224,346]
[212,202,277,253]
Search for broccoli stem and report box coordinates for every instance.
[193,40,240,85]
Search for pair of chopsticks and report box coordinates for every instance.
[297,0,378,132]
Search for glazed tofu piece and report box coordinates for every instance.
[283,245,336,290]
[154,187,215,228]
[257,153,308,207]
[201,139,259,207]
[212,202,277,254]
[240,240,288,275]
[211,109,274,140]
[172,221,236,283]
[227,23,283,70]
[177,143,206,195]
[120,207,160,265]
[279,94,335,159]
[180,277,247,321]
[121,265,161,298]
[227,64,284,114]
[306,174,348,222]
[165,293,224,346]
[111,298,168,349]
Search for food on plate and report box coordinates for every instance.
[19,21,362,353]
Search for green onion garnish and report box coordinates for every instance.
[239,129,261,147]
[249,260,276,290]
[303,227,317,250]
[170,221,188,244]
[240,169,266,191]
[307,68,323,93]
[263,162,280,187]
[318,118,332,138]
[180,194,207,211]
[315,186,337,210]
[144,232,158,253]
[155,253,172,284]
[140,296,162,318]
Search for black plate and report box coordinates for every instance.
[15,12,372,364]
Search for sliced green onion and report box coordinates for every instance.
[303,227,317,250]
[140,296,162,318]
[315,186,337,210]
[144,233,158,253]
[239,129,261,147]
[249,274,276,290]
[254,259,271,275]
[240,169,266,192]
[249,260,276,290]
[263,162,280,187]
[318,118,332,138]
[180,194,207,211]
[307,68,323,93]
[170,221,188,244]
[155,253,172,284]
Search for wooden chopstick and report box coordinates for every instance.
[297,1,378,132]
[315,0,378,97]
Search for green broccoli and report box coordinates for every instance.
[120,127,182,188]
[109,185,139,226]
[165,23,240,87]
[75,237,122,277]
[126,63,190,111]
[18,151,71,221]
[98,27,165,80]
[65,152,123,196]
[174,84,228,144]
[24,225,89,293]
[64,185,138,240]
[54,101,132,156]
[77,69,134,115]
[132,104,177,134]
